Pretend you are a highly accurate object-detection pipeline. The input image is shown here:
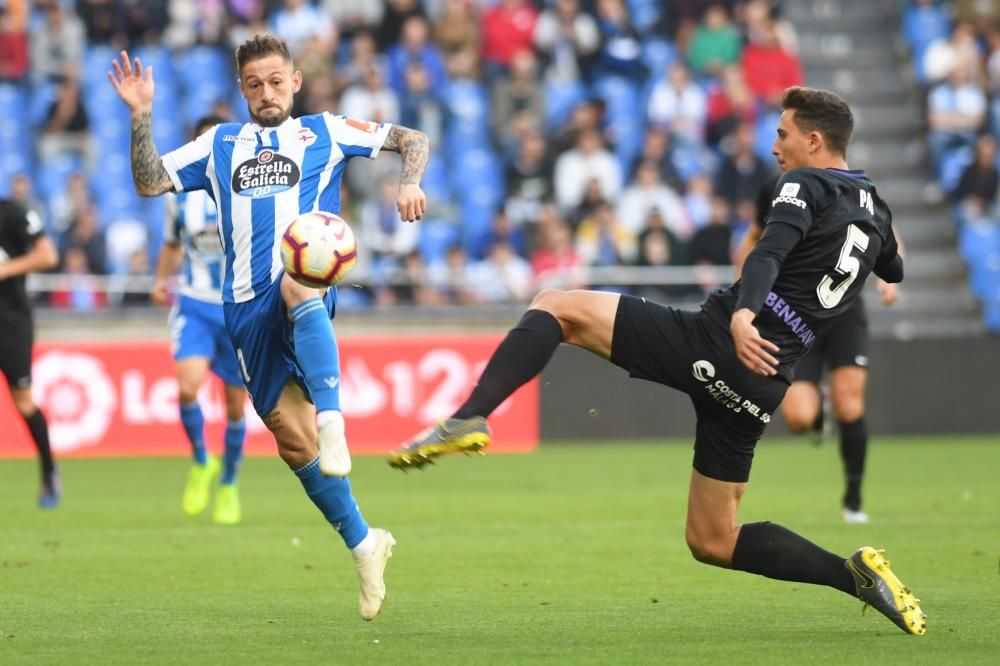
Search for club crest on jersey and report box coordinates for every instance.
[296,127,317,146]
[232,150,301,199]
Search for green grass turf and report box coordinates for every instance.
[1,437,998,665]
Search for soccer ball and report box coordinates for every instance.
[281,211,358,288]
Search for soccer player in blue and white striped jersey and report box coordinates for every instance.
[110,34,430,621]
[152,115,247,526]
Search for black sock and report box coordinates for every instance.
[24,409,56,480]
[731,521,857,597]
[453,309,563,419]
[839,417,867,511]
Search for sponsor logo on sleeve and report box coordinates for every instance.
[772,182,808,210]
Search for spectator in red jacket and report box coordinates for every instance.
[740,20,804,107]
[481,0,539,78]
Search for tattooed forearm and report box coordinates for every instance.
[131,112,174,196]
[383,125,429,185]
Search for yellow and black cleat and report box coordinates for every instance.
[388,416,491,470]
[846,546,926,636]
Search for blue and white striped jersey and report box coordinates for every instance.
[164,190,224,303]
[161,113,391,303]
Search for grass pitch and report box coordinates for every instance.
[1,437,998,665]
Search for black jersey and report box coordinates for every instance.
[0,199,46,318]
[702,167,899,374]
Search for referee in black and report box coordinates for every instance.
[0,197,60,507]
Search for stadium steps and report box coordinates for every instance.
[788,0,985,338]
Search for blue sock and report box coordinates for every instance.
[289,298,341,413]
[221,418,246,485]
[293,456,369,548]
[179,400,207,464]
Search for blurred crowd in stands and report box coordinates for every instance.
[0,0,803,309]
[903,0,1000,328]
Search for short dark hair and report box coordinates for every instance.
[235,33,292,77]
[781,86,854,156]
[193,114,229,138]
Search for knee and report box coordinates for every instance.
[685,525,733,567]
[271,422,317,469]
[12,392,37,418]
[177,383,200,405]
[782,404,815,434]
[276,436,316,469]
[831,389,864,423]
[225,395,245,422]
[529,288,567,314]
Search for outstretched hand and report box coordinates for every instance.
[731,308,780,377]
[108,50,155,113]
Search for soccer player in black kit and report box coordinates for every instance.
[0,198,60,507]
[735,172,903,524]
[389,87,927,635]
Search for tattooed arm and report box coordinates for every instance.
[381,125,429,221]
[382,125,430,184]
[108,50,174,196]
[131,111,174,196]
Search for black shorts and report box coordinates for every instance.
[610,296,788,483]
[0,313,34,389]
[793,300,869,384]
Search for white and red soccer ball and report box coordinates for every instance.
[281,211,358,288]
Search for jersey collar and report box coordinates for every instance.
[825,167,868,180]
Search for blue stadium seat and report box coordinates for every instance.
[754,110,782,160]
[174,47,232,127]
[592,75,639,120]
[0,83,29,125]
[442,80,491,153]
[982,298,1000,332]
[958,224,1000,263]
[421,156,451,202]
[968,252,1000,300]
[83,45,118,88]
[450,148,504,202]
[36,154,84,200]
[418,219,460,265]
[641,38,677,75]
[543,79,587,130]
[628,0,664,33]
[134,46,175,88]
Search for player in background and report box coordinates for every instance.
[735,174,904,524]
[109,35,429,620]
[152,115,247,525]
[390,87,926,635]
[0,198,60,507]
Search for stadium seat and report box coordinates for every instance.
[592,75,639,121]
[442,80,492,153]
[36,154,84,200]
[968,252,1000,300]
[134,46,175,88]
[628,0,664,33]
[420,156,451,203]
[543,79,588,130]
[958,224,1000,263]
[418,219,461,265]
[83,45,118,88]
[982,298,1000,332]
[641,38,677,75]
[450,148,504,202]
